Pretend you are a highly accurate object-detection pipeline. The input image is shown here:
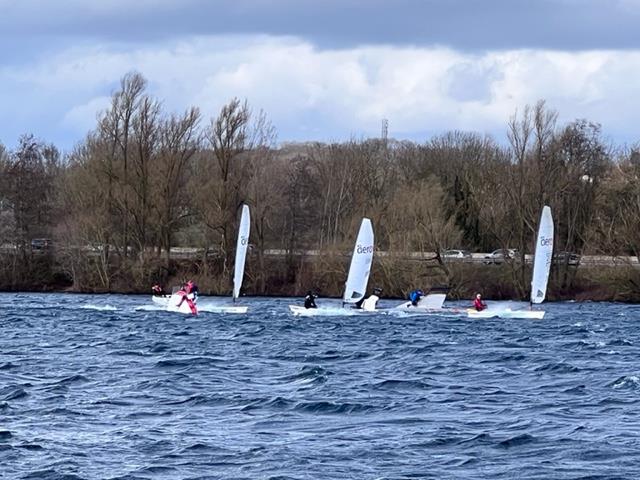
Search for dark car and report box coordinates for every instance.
[31,238,52,251]
[553,251,580,266]
[484,248,518,264]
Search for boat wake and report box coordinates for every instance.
[80,304,119,311]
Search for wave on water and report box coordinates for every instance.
[562,339,606,350]
[456,432,494,447]
[277,365,329,387]
[293,400,375,415]
[241,396,295,412]
[40,407,91,417]
[49,374,90,386]
[18,469,87,480]
[373,378,432,391]
[134,304,165,312]
[0,386,28,402]
[241,396,375,415]
[154,356,226,368]
[80,304,118,311]
[608,375,640,390]
[563,384,587,395]
[533,362,580,373]
[3,295,640,478]
[498,433,537,449]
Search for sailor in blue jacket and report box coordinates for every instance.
[409,289,424,306]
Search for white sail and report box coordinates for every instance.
[233,204,250,301]
[530,205,554,304]
[343,218,374,304]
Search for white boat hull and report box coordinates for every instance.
[198,304,248,314]
[466,308,545,319]
[152,295,248,315]
[153,294,196,314]
[289,292,454,317]
[288,305,375,317]
[151,295,170,307]
[392,293,448,313]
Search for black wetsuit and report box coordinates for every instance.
[152,285,166,297]
[304,294,317,309]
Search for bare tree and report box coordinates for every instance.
[5,135,57,251]
[193,98,272,286]
[383,177,462,296]
[153,107,201,269]
[97,71,148,259]
[245,110,278,294]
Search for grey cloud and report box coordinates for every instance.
[1,0,640,51]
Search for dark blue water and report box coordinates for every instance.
[2,293,640,479]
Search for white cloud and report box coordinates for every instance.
[62,96,112,132]
[1,35,640,149]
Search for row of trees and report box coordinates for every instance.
[1,72,639,299]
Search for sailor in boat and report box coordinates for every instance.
[176,281,198,314]
[304,290,318,309]
[186,280,199,301]
[473,293,487,311]
[353,287,382,310]
[175,283,188,304]
[361,287,382,311]
[152,284,167,297]
[409,289,424,306]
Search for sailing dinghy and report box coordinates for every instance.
[153,204,251,315]
[391,287,451,313]
[289,218,374,316]
[467,205,554,319]
[152,285,197,315]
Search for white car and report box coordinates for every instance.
[484,248,519,264]
[442,249,472,259]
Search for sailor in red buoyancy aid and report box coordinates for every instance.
[473,293,487,311]
[176,281,198,314]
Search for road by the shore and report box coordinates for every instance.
[4,244,637,268]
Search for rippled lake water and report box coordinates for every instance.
[1,293,640,479]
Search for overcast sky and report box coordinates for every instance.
[1,0,640,150]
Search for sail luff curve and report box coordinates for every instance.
[233,204,250,301]
[531,205,554,304]
[343,218,374,304]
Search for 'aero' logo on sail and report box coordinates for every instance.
[540,236,553,247]
[356,244,374,254]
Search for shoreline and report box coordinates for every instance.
[1,254,638,302]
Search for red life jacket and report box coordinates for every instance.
[176,288,197,315]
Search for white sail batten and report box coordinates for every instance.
[343,218,374,304]
[530,205,554,304]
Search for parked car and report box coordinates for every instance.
[442,249,472,260]
[553,251,580,266]
[30,238,52,252]
[484,248,518,264]
[0,243,17,252]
